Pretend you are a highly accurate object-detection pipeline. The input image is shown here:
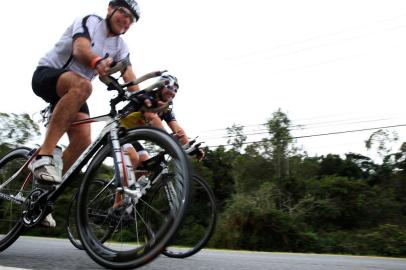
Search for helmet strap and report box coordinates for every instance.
[106,9,126,36]
[158,89,165,101]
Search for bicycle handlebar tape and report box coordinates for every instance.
[131,70,166,85]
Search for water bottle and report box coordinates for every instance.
[137,175,151,194]
[122,148,136,187]
[53,145,63,178]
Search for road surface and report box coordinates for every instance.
[0,237,404,270]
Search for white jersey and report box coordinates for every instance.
[38,14,131,81]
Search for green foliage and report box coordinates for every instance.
[212,182,323,252]
[303,176,403,230]
[265,109,295,178]
[202,146,236,211]
[232,153,274,194]
[206,109,406,257]
[318,154,365,179]
[316,224,406,256]
[0,113,40,147]
[0,144,12,159]
[365,129,399,158]
[289,155,321,181]
[266,109,293,155]
[226,124,247,151]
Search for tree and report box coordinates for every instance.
[226,124,247,151]
[202,146,237,211]
[0,113,40,155]
[265,109,295,178]
[318,154,366,179]
[365,129,399,159]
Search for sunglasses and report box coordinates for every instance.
[166,84,178,93]
[116,7,135,23]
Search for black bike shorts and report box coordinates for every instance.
[133,141,145,152]
[32,66,90,115]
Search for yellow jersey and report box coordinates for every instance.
[120,112,147,129]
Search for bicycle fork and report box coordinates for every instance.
[109,124,144,207]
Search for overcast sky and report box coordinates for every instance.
[1,0,406,161]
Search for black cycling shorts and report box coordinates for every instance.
[132,141,145,152]
[32,66,90,115]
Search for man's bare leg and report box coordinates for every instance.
[31,72,92,185]
[63,112,91,173]
[38,72,92,156]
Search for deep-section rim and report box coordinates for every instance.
[162,174,217,258]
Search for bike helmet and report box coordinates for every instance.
[161,73,179,93]
[109,0,141,22]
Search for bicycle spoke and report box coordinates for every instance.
[0,148,32,250]
[76,128,191,268]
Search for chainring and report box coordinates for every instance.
[22,188,51,227]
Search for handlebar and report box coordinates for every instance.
[99,60,171,115]
[99,59,130,86]
[123,70,167,88]
[125,80,168,98]
[99,60,166,91]
[182,137,204,157]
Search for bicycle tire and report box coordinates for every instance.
[76,127,192,269]
[0,147,32,251]
[65,191,83,250]
[161,175,217,258]
[65,179,115,250]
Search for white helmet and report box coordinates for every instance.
[161,73,179,92]
[109,0,141,22]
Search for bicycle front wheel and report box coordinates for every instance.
[76,127,192,269]
[66,179,116,250]
[162,175,217,258]
[0,147,32,251]
[65,190,83,250]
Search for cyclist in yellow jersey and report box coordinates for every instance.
[115,74,204,208]
[120,74,190,146]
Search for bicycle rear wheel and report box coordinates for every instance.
[0,147,32,251]
[161,175,217,258]
[76,127,192,269]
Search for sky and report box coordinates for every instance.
[1,0,406,162]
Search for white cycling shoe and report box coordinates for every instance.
[41,213,56,228]
[29,156,62,184]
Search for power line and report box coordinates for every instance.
[197,113,401,134]
[199,117,401,141]
[292,123,406,139]
[226,13,406,65]
[206,123,406,149]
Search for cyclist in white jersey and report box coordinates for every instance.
[30,0,141,227]
[30,0,140,183]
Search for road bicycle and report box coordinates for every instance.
[0,61,192,269]
[66,139,217,259]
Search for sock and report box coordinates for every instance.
[36,154,53,160]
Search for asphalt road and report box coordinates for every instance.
[0,237,405,270]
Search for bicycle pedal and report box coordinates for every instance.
[34,178,58,191]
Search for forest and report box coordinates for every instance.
[0,110,405,257]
